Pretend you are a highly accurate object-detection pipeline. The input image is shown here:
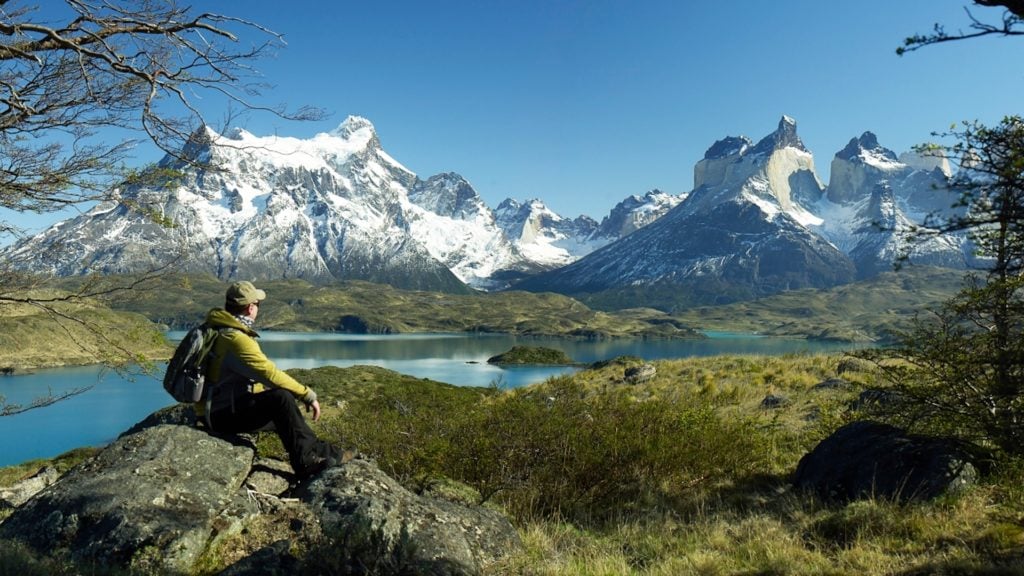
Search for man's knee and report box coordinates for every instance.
[260,388,300,411]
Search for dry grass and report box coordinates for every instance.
[491,483,1024,575]
[7,355,1024,575]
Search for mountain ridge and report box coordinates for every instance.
[4,114,972,309]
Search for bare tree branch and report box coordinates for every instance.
[0,1,325,219]
[1,386,93,416]
[899,2,1024,54]
[0,2,330,418]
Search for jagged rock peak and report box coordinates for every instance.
[836,131,898,162]
[409,172,485,219]
[899,149,952,177]
[423,171,470,186]
[223,126,253,141]
[187,125,217,145]
[329,115,380,148]
[499,198,552,215]
[866,181,898,223]
[177,125,219,163]
[704,136,753,160]
[496,197,520,211]
[751,115,806,155]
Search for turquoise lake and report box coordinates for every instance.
[0,331,860,467]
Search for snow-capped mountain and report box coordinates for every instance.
[4,118,499,290]
[403,172,524,289]
[4,113,974,307]
[811,131,968,277]
[3,116,656,291]
[515,117,857,305]
[493,198,602,270]
[590,190,685,240]
[843,182,967,278]
[488,191,684,273]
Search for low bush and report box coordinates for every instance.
[308,366,774,524]
[449,376,772,521]
[303,366,495,488]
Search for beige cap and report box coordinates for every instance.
[225,280,266,306]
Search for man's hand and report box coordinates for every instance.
[301,388,321,421]
[307,399,322,422]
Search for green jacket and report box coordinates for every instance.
[196,308,312,416]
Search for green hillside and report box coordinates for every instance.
[0,292,171,372]
[88,274,703,340]
[670,266,967,342]
[61,266,968,345]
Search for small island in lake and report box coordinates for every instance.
[487,345,575,366]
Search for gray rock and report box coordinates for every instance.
[836,357,874,375]
[300,459,522,575]
[0,424,256,573]
[624,363,656,384]
[0,415,523,574]
[793,420,978,502]
[760,393,789,409]
[0,466,61,509]
[850,388,901,410]
[121,402,197,434]
[218,539,302,576]
[245,458,295,496]
[812,377,852,391]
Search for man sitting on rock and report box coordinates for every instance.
[198,280,347,479]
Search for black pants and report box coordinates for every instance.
[208,388,333,478]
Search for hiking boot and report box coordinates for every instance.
[298,456,331,480]
[298,445,361,480]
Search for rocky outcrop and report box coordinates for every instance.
[0,410,522,575]
[827,132,904,205]
[792,421,979,502]
[300,460,520,575]
[624,363,657,384]
[590,190,684,239]
[0,424,256,573]
[0,466,61,509]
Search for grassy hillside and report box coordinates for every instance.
[88,274,703,339]
[0,292,171,372]
[69,267,967,344]
[0,263,958,379]
[265,359,1024,574]
[568,265,967,320]
[670,266,968,342]
[10,356,1023,574]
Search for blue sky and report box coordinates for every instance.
[7,0,1024,239]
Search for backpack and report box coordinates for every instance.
[163,324,224,403]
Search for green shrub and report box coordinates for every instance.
[303,365,774,524]
[313,370,492,489]
[448,376,773,521]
